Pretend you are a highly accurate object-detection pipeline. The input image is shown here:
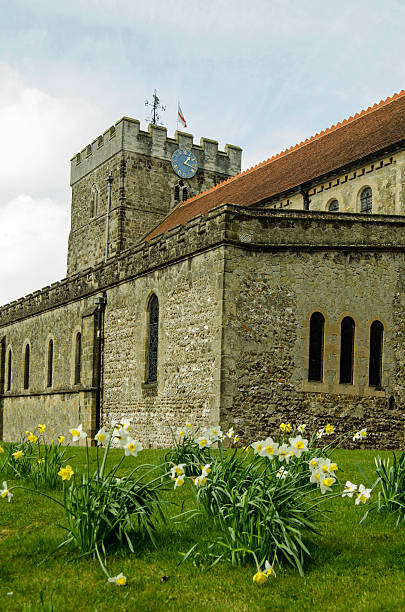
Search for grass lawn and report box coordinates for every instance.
[0,446,404,612]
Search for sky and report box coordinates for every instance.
[1,0,405,305]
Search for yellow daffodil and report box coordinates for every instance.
[58,436,65,444]
[58,465,74,481]
[12,450,23,460]
[253,571,267,585]
[285,423,292,433]
[38,458,45,466]
[27,433,38,443]
[38,424,46,433]
[325,423,334,435]
[280,422,287,431]
[108,573,127,586]
[0,445,4,454]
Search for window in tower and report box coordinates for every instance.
[7,348,12,391]
[74,332,82,384]
[308,312,325,382]
[24,343,30,390]
[47,339,54,388]
[146,294,159,383]
[339,317,355,384]
[369,321,383,387]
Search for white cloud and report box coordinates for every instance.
[0,63,107,306]
[0,194,69,305]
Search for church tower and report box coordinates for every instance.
[67,117,242,275]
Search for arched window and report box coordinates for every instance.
[47,339,54,388]
[360,187,372,213]
[24,344,30,390]
[146,294,159,383]
[339,317,355,384]
[328,199,339,212]
[74,332,81,384]
[369,321,383,387]
[308,312,325,381]
[7,349,12,391]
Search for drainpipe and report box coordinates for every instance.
[94,293,107,433]
[104,172,114,262]
[300,185,310,210]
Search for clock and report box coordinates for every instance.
[171,148,198,178]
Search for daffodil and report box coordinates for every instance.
[58,435,65,444]
[37,458,45,466]
[38,424,46,433]
[58,465,74,481]
[325,423,334,435]
[278,444,293,463]
[342,481,357,497]
[12,450,23,460]
[177,427,186,438]
[27,432,38,443]
[170,464,186,479]
[264,560,276,577]
[201,464,211,477]
[251,440,264,455]
[119,417,131,432]
[320,476,335,494]
[253,571,267,585]
[260,437,279,460]
[194,475,207,487]
[174,475,185,488]
[316,428,325,439]
[207,426,223,442]
[297,424,307,433]
[123,439,143,457]
[309,458,319,469]
[197,436,211,449]
[353,428,367,441]
[329,462,338,473]
[226,427,235,438]
[355,484,372,505]
[276,466,288,479]
[95,427,108,445]
[70,424,87,442]
[288,435,308,458]
[0,445,4,454]
[108,573,127,586]
[309,470,322,485]
[280,422,287,432]
[1,481,13,502]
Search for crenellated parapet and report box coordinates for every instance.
[70,117,242,186]
[1,207,404,328]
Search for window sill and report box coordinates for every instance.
[142,381,158,398]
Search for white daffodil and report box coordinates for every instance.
[309,458,320,470]
[123,438,143,457]
[170,464,186,480]
[95,427,108,445]
[309,470,322,485]
[177,427,186,438]
[226,427,235,439]
[115,427,131,448]
[276,466,288,479]
[297,424,307,434]
[355,484,372,505]
[1,481,13,502]
[260,437,279,460]
[251,440,265,455]
[353,428,367,441]
[278,444,293,464]
[342,481,358,498]
[320,476,335,494]
[194,475,207,487]
[316,428,325,439]
[174,475,185,488]
[264,560,276,577]
[119,417,131,432]
[108,572,127,586]
[197,436,211,449]
[207,426,223,442]
[201,464,211,477]
[69,424,87,443]
[288,435,308,458]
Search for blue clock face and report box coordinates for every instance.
[171,148,198,178]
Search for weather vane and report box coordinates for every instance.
[145,89,166,125]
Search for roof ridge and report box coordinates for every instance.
[182,89,405,208]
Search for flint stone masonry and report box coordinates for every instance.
[0,206,404,448]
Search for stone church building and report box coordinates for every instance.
[1,91,404,449]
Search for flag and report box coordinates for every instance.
[178,102,187,128]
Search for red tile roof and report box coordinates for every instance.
[146,90,405,241]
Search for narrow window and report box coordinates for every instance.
[47,339,54,388]
[369,321,383,387]
[174,185,180,201]
[90,186,98,217]
[360,187,372,213]
[146,294,159,383]
[182,187,188,201]
[328,199,339,212]
[308,312,325,381]
[7,349,12,391]
[24,344,30,390]
[74,332,81,384]
[339,317,355,384]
